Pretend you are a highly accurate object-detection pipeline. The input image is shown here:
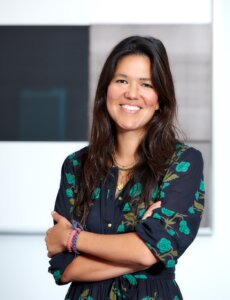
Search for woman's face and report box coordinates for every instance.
[106,54,159,136]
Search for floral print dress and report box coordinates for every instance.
[48,143,205,300]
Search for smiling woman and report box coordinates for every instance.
[107,55,159,134]
[45,36,205,300]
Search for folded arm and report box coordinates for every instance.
[61,253,148,283]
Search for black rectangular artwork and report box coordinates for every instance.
[0,26,89,141]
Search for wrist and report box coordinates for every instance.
[66,220,84,255]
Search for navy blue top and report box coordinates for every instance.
[48,142,205,300]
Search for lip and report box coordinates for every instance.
[119,104,141,114]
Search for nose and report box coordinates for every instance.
[124,83,139,100]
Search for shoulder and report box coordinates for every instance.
[62,146,89,171]
[168,141,204,173]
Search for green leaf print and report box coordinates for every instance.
[163,172,179,182]
[124,212,136,222]
[194,200,204,212]
[78,289,92,300]
[69,198,75,206]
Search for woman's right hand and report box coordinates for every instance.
[142,201,162,220]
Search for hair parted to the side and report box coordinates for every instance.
[74,36,178,224]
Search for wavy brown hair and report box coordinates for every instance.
[74,36,178,223]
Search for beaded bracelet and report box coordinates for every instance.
[67,220,84,255]
[67,229,77,253]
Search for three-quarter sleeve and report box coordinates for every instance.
[135,146,205,269]
[48,152,81,285]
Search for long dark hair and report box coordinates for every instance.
[75,36,178,223]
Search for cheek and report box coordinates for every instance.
[146,93,159,110]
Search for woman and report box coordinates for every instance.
[45,36,205,300]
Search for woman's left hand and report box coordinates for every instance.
[45,211,72,258]
[142,201,162,220]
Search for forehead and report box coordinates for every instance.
[114,54,151,74]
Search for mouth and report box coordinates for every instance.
[120,104,141,112]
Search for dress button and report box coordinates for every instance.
[107,223,112,228]
[118,196,122,201]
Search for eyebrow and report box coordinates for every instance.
[114,73,152,81]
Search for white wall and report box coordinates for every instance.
[1,0,230,299]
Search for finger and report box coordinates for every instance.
[51,211,62,222]
[152,201,162,209]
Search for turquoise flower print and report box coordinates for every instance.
[162,182,170,189]
[166,259,176,268]
[129,183,142,197]
[195,190,199,200]
[161,207,175,217]
[72,159,79,166]
[176,150,183,157]
[138,208,146,218]
[91,187,100,200]
[160,191,165,199]
[175,143,181,150]
[173,296,179,300]
[123,203,131,212]
[200,179,205,192]
[65,173,75,185]
[68,153,75,159]
[179,220,190,235]
[134,274,148,279]
[53,270,61,283]
[146,242,153,250]
[167,229,176,236]
[117,224,125,233]
[176,161,190,172]
[188,206,195,214]
[123,274,137,285]
[156,238,172,253]
[151,185,159,200]
[66,188,73,198]
[152,213,161,220]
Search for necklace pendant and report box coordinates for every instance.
[117,183,124,191]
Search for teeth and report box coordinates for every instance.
[121,104,140,111]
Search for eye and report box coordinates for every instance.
[141,82,153,88]
[115,79,128,84]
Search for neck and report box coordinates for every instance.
[115,130,144,165]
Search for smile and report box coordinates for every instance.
[120,104,141,112]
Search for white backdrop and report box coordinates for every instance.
[1,0,230,299]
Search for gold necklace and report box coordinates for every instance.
[113,154,137,171]
[117,170,131,192]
